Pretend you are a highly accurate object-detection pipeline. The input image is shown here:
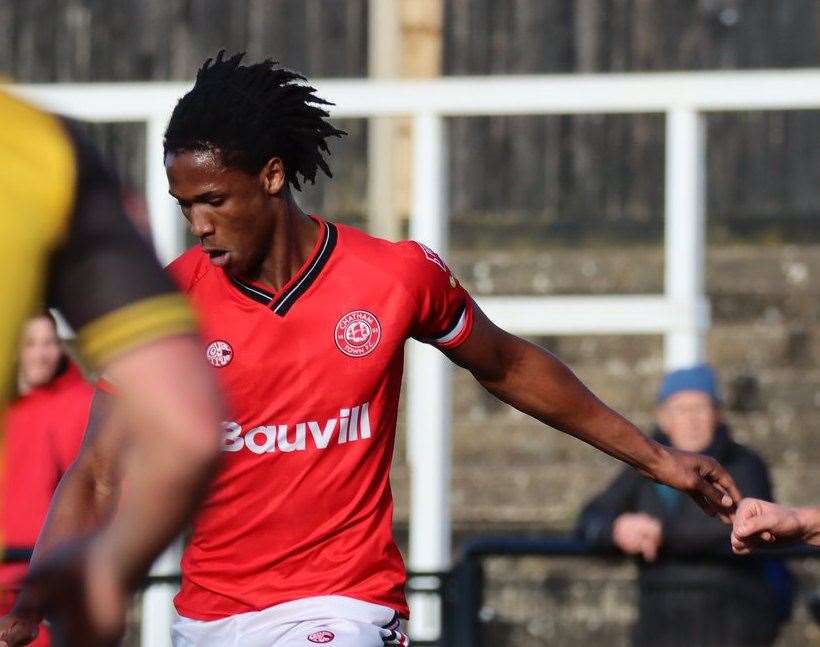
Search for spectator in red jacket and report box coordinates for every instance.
[0,314,93,646]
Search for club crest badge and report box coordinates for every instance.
[335,310,381,358]
[308,630,335,643]
[206,340,233,367]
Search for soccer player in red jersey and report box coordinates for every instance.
[8,52,741,647]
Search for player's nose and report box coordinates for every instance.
[188,208,215,238]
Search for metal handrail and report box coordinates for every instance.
[453,535,820,647]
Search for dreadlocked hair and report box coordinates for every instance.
[164,51,346,191]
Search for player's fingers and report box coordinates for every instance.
[699,459,741,507]
[695,477,731,514]
[712,472,742,507]
[731,534,751,555]
[735,512,775,539]
[761,531,775,543]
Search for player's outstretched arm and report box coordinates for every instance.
[444,306,740,519]
[731,498,820,553]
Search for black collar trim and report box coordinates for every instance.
[271,221,337,316]
[229,275,273,305]
[226,221,338,315]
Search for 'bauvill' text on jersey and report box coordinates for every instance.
[221,403,372,454]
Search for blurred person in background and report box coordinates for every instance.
[732,498,820,552]
[0,313,94,647]
[0,88,223,646]
[577,364,788,647]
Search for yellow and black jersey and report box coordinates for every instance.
[0,89,195,408]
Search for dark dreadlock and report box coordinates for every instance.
[164,51,346,191]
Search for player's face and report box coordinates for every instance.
[166,150,277,279]
[18,316,62,390]
[657,390,719,452]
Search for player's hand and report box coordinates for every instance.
[0,612,40,647]
[21,538,125,646]
[647,446,741,522]
[731,498,803,554]
[612,513,663,562]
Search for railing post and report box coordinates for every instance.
[140,539,182,647]
[451,555,484,647]
[146,116,185,265]
[408,112,450,642]
[664,108,709,369]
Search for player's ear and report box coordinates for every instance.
[259,157,287,196]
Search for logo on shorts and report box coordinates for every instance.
[335,310,381,358]
[307,631,335,643]
[206,340,233,367]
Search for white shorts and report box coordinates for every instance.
[172,595,409,647]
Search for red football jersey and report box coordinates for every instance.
[170,217,474,621]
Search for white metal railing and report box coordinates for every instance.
[11,69,820,642]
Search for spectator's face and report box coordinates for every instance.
[19,316,62,391]
[657,390,719,452]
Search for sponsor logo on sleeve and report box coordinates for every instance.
[417,242,449,273]
[417,242,459,287]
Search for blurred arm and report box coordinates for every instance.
[85,334,222,589]
[444,306,740,516]
[11,335,222,623]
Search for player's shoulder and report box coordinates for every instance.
[166,246,211,293]
[335,222,450,279]
[0,90,77,236]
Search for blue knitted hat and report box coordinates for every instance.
[657,363,721,404]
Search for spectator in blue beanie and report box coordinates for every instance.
[576,364,788,647]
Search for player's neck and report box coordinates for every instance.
[255,201,318,293]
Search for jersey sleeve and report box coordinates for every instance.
[46,122,197,371]
[402,241,475,349]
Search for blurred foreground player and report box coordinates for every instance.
[9,53,740,646]
[732,499,820,553]
[0,90,223,646]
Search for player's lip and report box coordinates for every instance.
[204,247,230,267]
